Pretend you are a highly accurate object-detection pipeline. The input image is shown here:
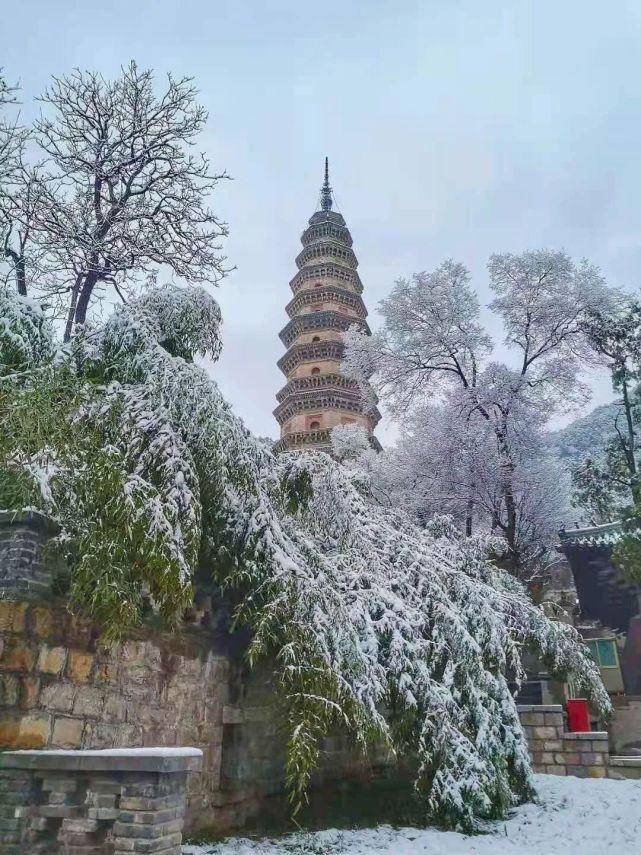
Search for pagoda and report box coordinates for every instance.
[274,160,380,453]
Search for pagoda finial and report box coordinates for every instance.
[320,156,333,211]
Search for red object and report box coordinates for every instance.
[567,698,590,732]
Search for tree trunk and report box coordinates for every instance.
[72,271,99,329]
[465,497,474,537]
[496,426,519,575]
[621,379,638,499]
[4,248,27,296]
[63,274,83,343]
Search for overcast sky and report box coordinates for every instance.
[5,0,641,441]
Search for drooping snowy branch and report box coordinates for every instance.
[1,283,610,830]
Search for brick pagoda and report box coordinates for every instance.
[274,160,380,453]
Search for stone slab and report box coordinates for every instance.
[562,731,609,741]
[517,704,563,713]
[0,747,203,774]
[609,756,641,767]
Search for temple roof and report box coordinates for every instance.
[558,521,635,547]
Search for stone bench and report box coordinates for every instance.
[0,746,202,854]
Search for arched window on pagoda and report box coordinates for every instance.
[309,420,320,430]
[312,336,321,342]
[311,366,321,375]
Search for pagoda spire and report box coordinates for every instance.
[320,156,333,211]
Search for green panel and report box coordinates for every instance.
[586,640,598,662]
[596,639,617,667]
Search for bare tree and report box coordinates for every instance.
[23,62,229,337]
[0,70,20,167]
[0,70,31,294]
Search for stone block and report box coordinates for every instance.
[519,712,545,727]
[88,793,118,809]
[19,676,40,710]
[545,764,566,775]
[543,739,563,752]
[61,817,101,833]
[113,831,182,853]
[84,721,121,749]
[37,645,67,676]
[119,795,184,812]
[17,714,50,748]
[0,639,36,672]
[533,726,558,740]
[564,752,580,765]
[579,752,603,765]
[95,662,116,684]
[42,776,79,792]
[67,650,94,683]
[118,806,182,825]
[40,680,75,713]
[567,765,588,778]
[113,818,183,839]
[103,694,127,723]
[0,602,27,634]
[87,806,121,820]
[0,674,20,706]
[52,716,84,748]
[543,712,563,726]
[588,766,607,778]
[72,686,105,718]
[30,607,54,639]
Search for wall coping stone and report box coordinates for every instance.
[0,508,60,535]
[609,756,641,767]
[0,747,203,773]
[517,704,563,713]
[562,731,609,740]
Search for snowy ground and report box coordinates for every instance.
[183,774,641,855]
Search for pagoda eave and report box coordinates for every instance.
[278,312,369,348]
[273,395,380,426]
[276,373,361,402]
[285,287,367,320]
[277,340,345,375]
[289,265,363,295]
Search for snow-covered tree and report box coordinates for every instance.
[1,282,610,830]
[330,422,371,462]
[344,252,613,575]
[0,62,229,333]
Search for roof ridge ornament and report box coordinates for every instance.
[320,156,333,211]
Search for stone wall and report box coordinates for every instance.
[0,595,316,832]
[0,747,201,854]
[518,705,610,777]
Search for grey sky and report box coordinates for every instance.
[5,0,641,441]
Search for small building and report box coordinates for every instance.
[559,522,641,752]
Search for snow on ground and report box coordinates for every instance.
[183,774,641,855]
